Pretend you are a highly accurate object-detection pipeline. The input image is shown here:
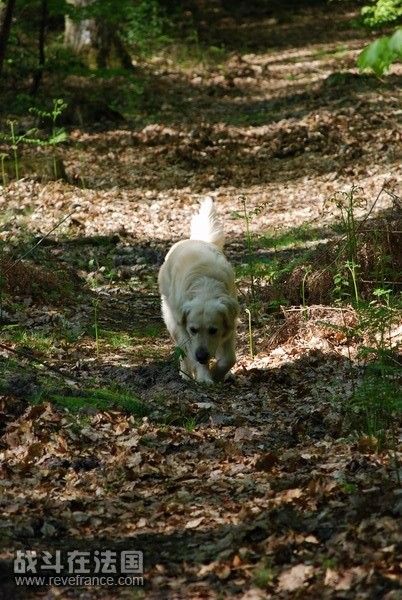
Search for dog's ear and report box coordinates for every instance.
[219,296,239,331]
[181,302,192,326]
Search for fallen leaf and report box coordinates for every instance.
[185,517,204,529]
[24,442,44,464]
[255,452,279,471]
[114,421,128,435]
[277,563,314,591]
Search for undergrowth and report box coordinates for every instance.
[238,185,401,460]
[0,99,68,183]
[29,386,149,417]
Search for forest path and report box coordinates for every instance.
[0,3,401,599]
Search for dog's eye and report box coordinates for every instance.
[208,327,218,335]
[189,326,198,334]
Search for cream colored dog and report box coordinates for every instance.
[158,197,239,384]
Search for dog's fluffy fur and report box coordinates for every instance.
[158,197,239,384]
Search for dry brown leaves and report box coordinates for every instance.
[0,3,401,599]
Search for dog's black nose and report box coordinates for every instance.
[195,348,209,364]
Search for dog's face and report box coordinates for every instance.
[182,297,238,364]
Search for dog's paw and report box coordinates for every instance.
[179,370,192,381]
[223,371,235,382]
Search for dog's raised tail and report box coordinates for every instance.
[190,196,224,250]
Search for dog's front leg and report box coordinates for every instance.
[210,332,236,383]
[193,362,214,385]
[173,327,195,381]
[179,355,193,380]
[164,317,193,381]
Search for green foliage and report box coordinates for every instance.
[63,0,170,56]
[0,153,7,186]
[301,265,312,320]
[361,0,402,28]
[172,346,186,370]
[252,559,276,589]
[239,195,256,304]
[123,0,171,56]
[3,120,23,180]
[326,185,367,304]
[10,330,56,355]
[34,386,149,416]
[0,99,68,181]
[357,0,402,75]
[350,366,401,450]
[183,416,197,432]
[333,283,400,451]
[320,288,400,455]
[358,28,402,75]
[93,298,100,359]
[333,268,352,303]
[245,307,254,358]
[260,225,318,250]
[29,98,67,136]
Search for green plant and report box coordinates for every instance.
[260,223,319,250]
[152,393,167,406]
[0,100,68,181]
[165,41,227,69]
[341,482,358,493]
[10,330,56,355]
[29,98,67,136]
[3,120,30,180]
[253,559,276,589]
[358,28,402,76]
[234,205,319,296]
[136,323,165,339]
[0,153,8,186]
[333,186,365,264]
[33,386,149,417]
[322,298,400,477]
[234,196,259,358]
[245,308,254,358]
[301,265,312,320]
[123,0,171,56]
[313,45,350,61]
[108,331,133,348]
[29,99,68,178]
[346,260,360,305]
[357,0,402,75]
[93,299,100,359]
[361,0,402,28]
[173,346,186,366]
[8,121,18,179]
[239,195,256,304]
[322,558,338,570]
[348,290,401,468]
[183,416,197,432]
[326,185,367,305]
[333,268,351,304]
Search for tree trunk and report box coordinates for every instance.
[0,0,17,78]
[30,0,48,95]
[64,0,133,70]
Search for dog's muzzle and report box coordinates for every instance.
[195,348,209,364]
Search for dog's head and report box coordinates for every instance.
[181,296,238,364]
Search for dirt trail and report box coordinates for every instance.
[0,3,401,599]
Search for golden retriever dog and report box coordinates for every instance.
[158,197,239,384]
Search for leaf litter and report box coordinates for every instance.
[0,3,401,599]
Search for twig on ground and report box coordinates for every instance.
[4,208,78,275]
[0,342,80,384]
